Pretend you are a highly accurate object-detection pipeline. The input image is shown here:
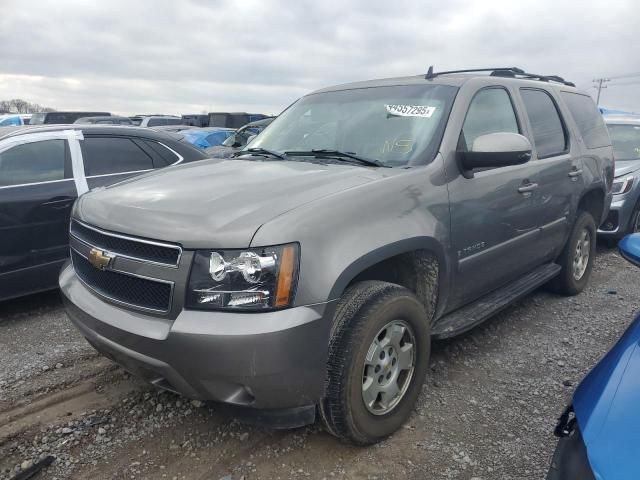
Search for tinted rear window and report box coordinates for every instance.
[561,92,610,149]
[81,136,154,176]
[141,140,179,166]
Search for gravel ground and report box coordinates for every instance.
[0,246,638,480]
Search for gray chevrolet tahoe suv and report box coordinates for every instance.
[60,67,613,445]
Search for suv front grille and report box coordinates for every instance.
[70,220,181,266]
[71,250,173,312]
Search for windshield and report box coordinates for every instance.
[248,84,457,167]
[608,123,640,160]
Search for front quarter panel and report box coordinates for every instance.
[250,158,451,308]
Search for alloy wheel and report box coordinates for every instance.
[572,228,591,281]
[362,320,416,415]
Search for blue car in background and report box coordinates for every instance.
[179,127,234,149]
[547,233,640,479]
[0,114,23,126]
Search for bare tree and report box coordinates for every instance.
[0,98,56,113]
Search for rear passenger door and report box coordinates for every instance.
[81,136,179,190]
[517,88,577,259]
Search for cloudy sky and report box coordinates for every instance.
[1,0,639,116]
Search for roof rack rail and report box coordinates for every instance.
[424,66,575,87]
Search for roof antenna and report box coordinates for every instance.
[425,65,435,80]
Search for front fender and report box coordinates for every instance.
[250,161,451,309]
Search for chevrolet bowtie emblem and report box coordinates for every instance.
[88,248,114,270]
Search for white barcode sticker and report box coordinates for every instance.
[385,104,436,118]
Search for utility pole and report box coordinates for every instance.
[592,77,610,105]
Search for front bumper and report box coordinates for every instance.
[546,425,596,480]
[598,195,633,237]
[60,263,335,412]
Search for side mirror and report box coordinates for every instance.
[619,233,640,266]
[246,134,257,145]
[459,132,532,173]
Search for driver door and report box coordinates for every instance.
[448,86,542,308]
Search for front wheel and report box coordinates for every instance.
[549,211,596,295]
[319,281,431,445]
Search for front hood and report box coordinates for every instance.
[614,159,640,178]
[573,314,640,479]
[75,159,381,248]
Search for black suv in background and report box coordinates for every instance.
[0,125,207,302]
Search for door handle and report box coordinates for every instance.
[518,183,539,194]
[568,168,583,178]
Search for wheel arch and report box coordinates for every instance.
[578,187,606,226]
[327,237,449,319]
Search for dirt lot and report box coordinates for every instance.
[1,246,638,480]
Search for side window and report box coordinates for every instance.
[139,139,180,167]
[561,92,611,149]
[461,88,519,150]
[0,139,67,187]
[81,137,154,176]
[520,89,567,158]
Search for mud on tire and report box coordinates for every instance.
[319,281,432,445]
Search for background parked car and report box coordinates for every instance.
[179,127,234,149]
[74,115,133,125]
[0,114,24,126]
[0,125,208,302]
[139,115,184,128]
[598,115,640,240]
[207,111,268,128]
[181,114,209,127]
[30,111,111,124]
[205,117,274,158]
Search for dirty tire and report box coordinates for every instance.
[319,281,431,445]
[548,211,596,295]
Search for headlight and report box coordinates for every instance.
[612,175,634,195]
[186,243,299,311]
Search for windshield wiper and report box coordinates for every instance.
[284,149,386,167]
[234,147,288,160]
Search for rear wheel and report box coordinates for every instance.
[548,211,596,295]
[319,281,431,445]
